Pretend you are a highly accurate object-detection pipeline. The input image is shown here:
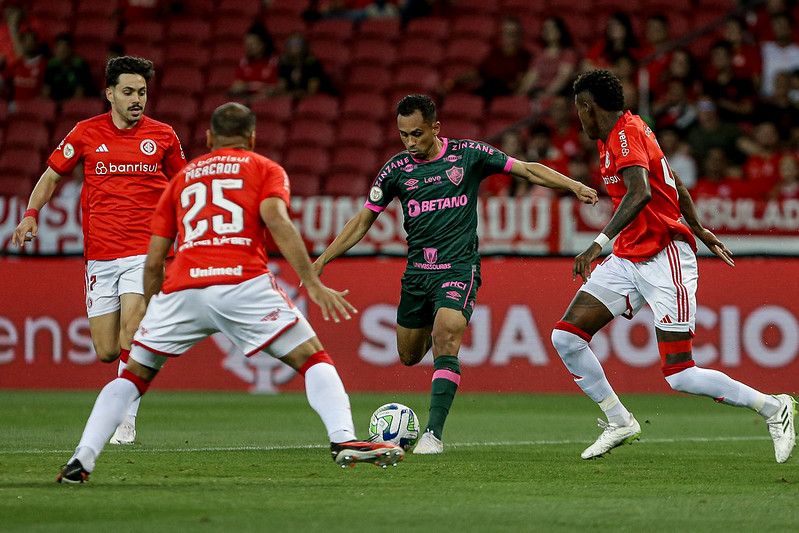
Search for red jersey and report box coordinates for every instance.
[598,111,696,262]
[150,148,290,294]
[47,112,186,260]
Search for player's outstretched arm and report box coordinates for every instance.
[312,207,379,277]
[261,197,357,323]
[674,171,734,267]
[143,235,173,305]
[510,160,598,205]
[11,167,63,247]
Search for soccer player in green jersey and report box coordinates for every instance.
[314,94,598,454]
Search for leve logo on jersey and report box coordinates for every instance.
[140,139,157,155]
[95,144,109,153]
[446,166,464,186]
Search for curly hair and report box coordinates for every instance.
[396,94,437,124]
[572,69,624,111]
[105,56,155,88]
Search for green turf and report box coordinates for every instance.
[0,391,796,532]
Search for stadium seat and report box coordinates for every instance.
[321,171,373,197]
[206,65,238,95]
[330,146,380,174]
[339,119,385,149]
[444,38,490,69]
[168,18,212,46]
[340,92,389,121]
[264,15,308,44]
[282,147,330,176]
[254,118,288,151]
[0,175,36,198]
[213,16,253,42]
[76,0,118,18]
[287,119,335,148]
[119,19,165,45]
[60,98,107,122]
[346,66,393,94]
[216,0,262,18]
[457,0,500,15]
[73,17,119,47]
[500,0,548,16]
[166,43,212,69]
[394,65,442,94]
[287,171,323,197]
[311,36,351,71]
[404,17,450,43]
[488,94,533,121]
[351,39,397,68]
[294,94,340,122]
[4,120,52,153]
[250,96,293,123]
[51,118,77,147]
[451,16,498,42]
[152,94,199,126]
[181,0,215,17]
[158,66,205,97]
[308,19,353,42]
[441,93,485,121]
[482,116,522,137]
[31,0,75,20]
[357,18,401,43]
[0,147,45,186]
[199,94,234,124]
[9,99,58,125]
[394,39,444,68]
[443,118,483,141]
[117,43,164,69]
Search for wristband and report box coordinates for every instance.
[23,208,39,222]
[593,232,610,249]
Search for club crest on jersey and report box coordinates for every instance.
[63,143,75,159]
[140,139,157,155]
[446,166,464,185]
[369,186,383,202]
[423,247,438,264]
[604,151,610,168]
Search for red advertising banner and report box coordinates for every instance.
[3,194,799,256]
[1,256,797,394]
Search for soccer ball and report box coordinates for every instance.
[368,403,420,451]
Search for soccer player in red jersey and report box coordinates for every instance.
[56,103,403,483]
[552,69,796,462]
[12,56,187,445]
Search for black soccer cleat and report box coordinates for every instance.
[56,459,90,484]
[330,440,404,468]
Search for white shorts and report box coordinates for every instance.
[85,255,146,318]
[131,273,316,370]
[580,240,698,333]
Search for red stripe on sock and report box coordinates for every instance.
[554,321,592,342]
[119,348,130,364]
[298,350,334,377]
[121,369,150,395]
[658,339,693,364]
[661,360,696,377]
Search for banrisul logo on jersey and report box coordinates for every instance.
[94,161,159,175]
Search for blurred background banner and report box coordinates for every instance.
[1,256,796,393]
[3,194,799,256]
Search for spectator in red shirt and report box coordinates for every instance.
[5,27,46,101]
[544,94,585,161]
[702,40,756,123]
[638,14,673,87]
[691,147,743,199]
[757,71,799,141]
[583,12,640,71]
[768,153,799,199]
[228,23,278,102]
[722,17,762,88]
[742,121,788,197]
[517,16,579,103]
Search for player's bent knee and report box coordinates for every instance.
[96,349,121,364]
[551,323,590,360]
[398,350,424,367]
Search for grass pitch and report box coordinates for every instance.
[0,390,796,532]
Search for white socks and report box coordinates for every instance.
[118,358,141,420]
[71,378,141,472]
[304,363,357,443]
[551,329,615,402]
[665,365,781,418]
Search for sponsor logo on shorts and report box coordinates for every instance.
[261,310,280,322]
[423,247,438,264]
[189,265,244,278]
[140,139,157,155]
[442,281,467,289]
[139,326,149,336]
[445,290,461,300]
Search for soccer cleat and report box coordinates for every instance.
[413,430,444,454]
[766,394,796,463]
[330,441,404,468]
[109,419,136,445]
[56,459,89,484]
[581,416,642,459]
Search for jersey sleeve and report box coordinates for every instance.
[470,141,512,179]
[365,161,399,213]
[46,124,84,175]
[162,128,187,178]
[609,124,649,172]
[150,180,178,240]
[261,159,291,205]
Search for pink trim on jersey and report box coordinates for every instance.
[432,368,461,385]
[463,269,475,310]
[503,157,516,174]
[244,317,300,357]
[409,138,449,164]
[554,320,592,342]
[132,339,180,358]
[665,242,689,323]
[365,201,386,213]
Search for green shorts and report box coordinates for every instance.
[396,266,481,329]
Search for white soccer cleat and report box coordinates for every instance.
[766,394,796,463]
[413,430,444,454]
[109,418,136,445]
[581,416,641,459]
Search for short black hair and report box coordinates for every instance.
[573,69,625,112]
[211,102,256,138]
[397,94,437,123]
[105,56,155,87]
